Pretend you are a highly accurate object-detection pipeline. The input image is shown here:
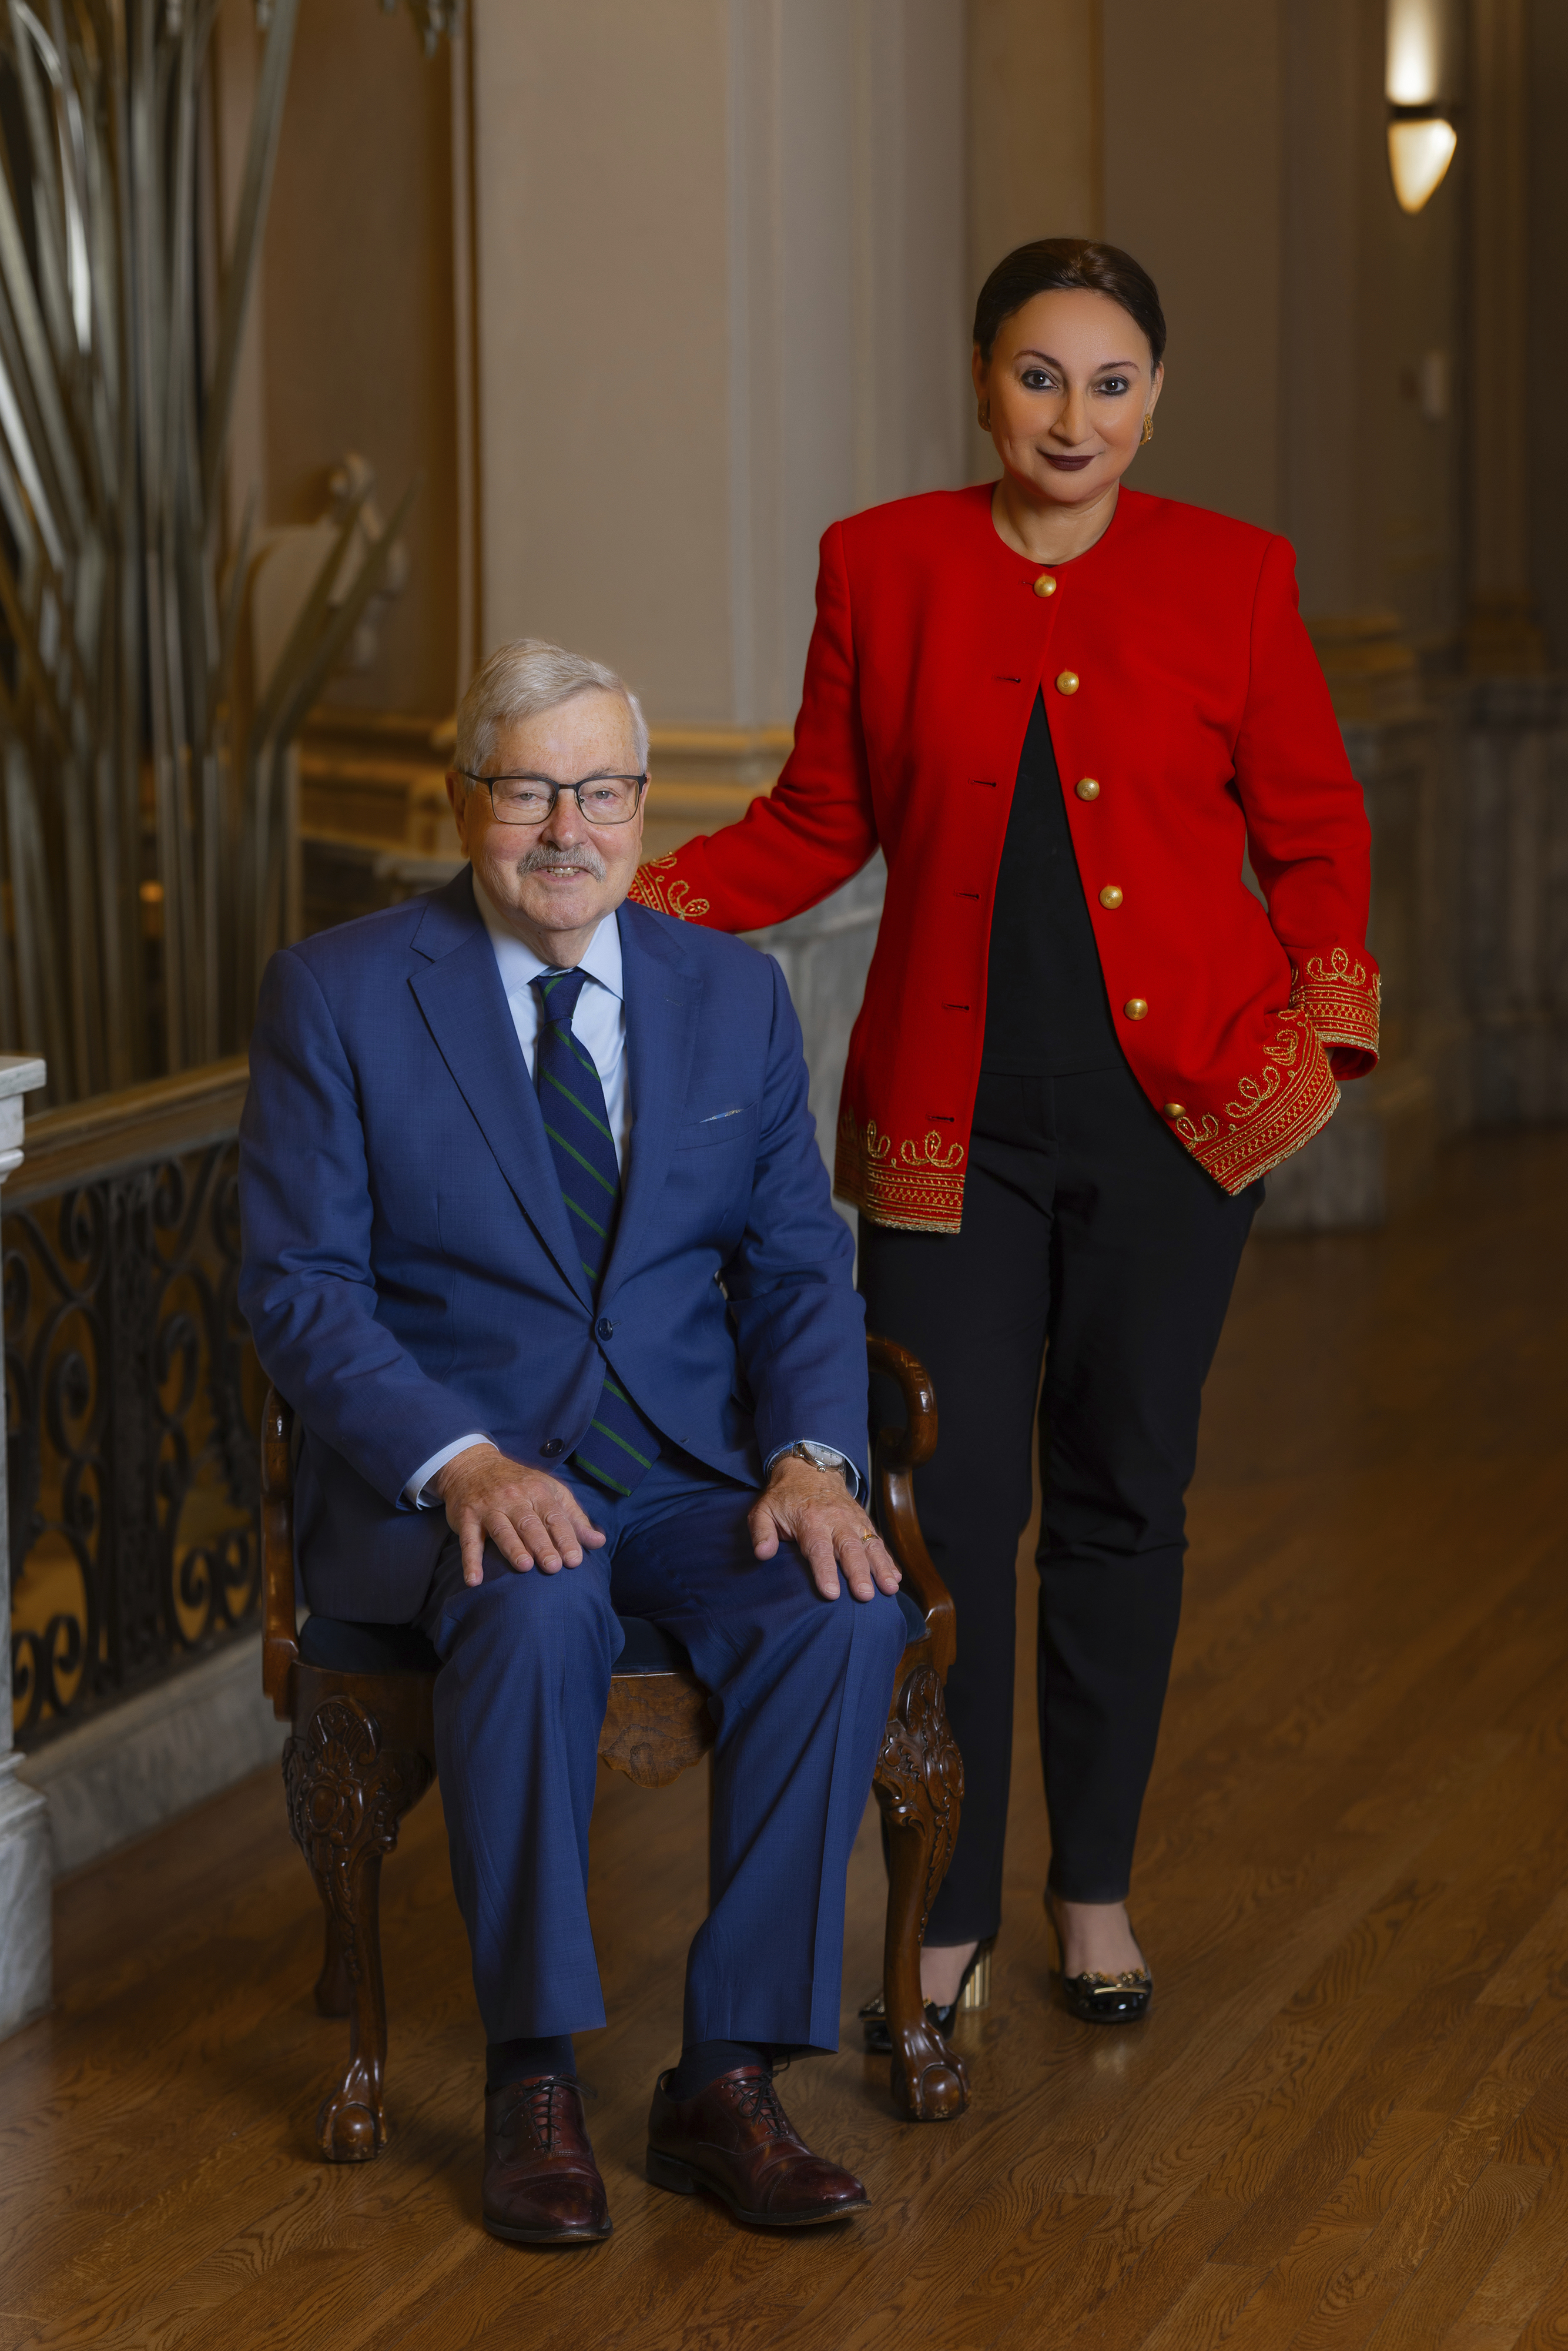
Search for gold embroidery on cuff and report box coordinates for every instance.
[628,852,711,921]
[1296,945,1382,1056]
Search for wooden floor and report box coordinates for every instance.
[5,1131,1568,2350]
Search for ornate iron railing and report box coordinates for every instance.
[6,1059,262,1748]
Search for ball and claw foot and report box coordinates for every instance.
[316,2057,387,2162]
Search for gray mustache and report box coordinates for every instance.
[519,845,607,881]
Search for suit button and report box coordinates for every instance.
[1056,670,1080,694]
[1163,1103,1186,1119]
[1076,777,1100,800]
[1098,885,1124,909]
[1033,573,1057,597]
[1123,998,1149,1020]
[540,1438,565,1459]
[595,1315,614,1339]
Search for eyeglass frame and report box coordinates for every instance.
[453,767,650,828]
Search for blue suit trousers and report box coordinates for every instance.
[414,1453,908,2048]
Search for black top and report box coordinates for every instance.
[980,689,1124,1077]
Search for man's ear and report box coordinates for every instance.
[446,770,470,850]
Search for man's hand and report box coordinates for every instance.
[433,1444,607,1588]
[749,1455,902,1603]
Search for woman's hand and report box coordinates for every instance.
[749,1456,902,1603]
[433,1443,607,1586]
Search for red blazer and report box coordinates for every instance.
[631,484,1379,1233]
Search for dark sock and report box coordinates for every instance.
[666,2039,771,2101]
[485,2033,575,2094]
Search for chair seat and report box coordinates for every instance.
[298,1586,926,1682]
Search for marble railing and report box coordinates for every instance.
[0,1053,50,2038]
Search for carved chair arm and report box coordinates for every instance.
[262,1384,300,1720]
[866,1333,955,1679]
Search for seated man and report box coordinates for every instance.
[239,638,909,2246]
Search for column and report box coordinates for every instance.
[1466,0,1546,672]
[0,1053,51,2041]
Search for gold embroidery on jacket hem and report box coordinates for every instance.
[834,993,1353,1225]
[835,1111,964,1233]
[1185,1010,1340,1194]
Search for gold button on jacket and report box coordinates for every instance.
[1056,669,1080,695]
[1075,777,1100,801]
[1123,997,1149,1020]
[1098,885,1123,909]
[1033,574,1057,597]
[1162,1101,1186,1118]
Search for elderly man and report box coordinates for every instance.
[239,639,911,2245]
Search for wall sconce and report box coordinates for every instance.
[1386,0,1459,213]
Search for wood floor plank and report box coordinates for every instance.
[1361,2161,1547,2350]
[5,1131,1568,2347]
[1201,2225,1375,2349]
[1439,2169,1568,2347]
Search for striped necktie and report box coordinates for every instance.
[532,966,661,1496]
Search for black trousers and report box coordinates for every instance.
[859,1064,1261,1937]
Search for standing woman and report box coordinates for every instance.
[631,241,1378,2028]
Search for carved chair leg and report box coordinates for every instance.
[315,1908,352,2018]
[873,1663,969,2122]
[283,1695,433,2163]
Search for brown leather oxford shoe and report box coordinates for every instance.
[646,2065,870,2226]
[483,2076,612,2245]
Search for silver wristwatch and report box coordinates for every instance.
[788,1441,855,1485]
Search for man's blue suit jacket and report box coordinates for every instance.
[238,869,869,1624]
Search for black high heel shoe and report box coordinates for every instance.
[859,1937,994,2055]
[1044,1893,1152,2025]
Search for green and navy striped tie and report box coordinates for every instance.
[532,966,661,1496]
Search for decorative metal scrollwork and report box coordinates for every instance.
[8,1138,262,1744]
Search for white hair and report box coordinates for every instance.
[454,638,649,779]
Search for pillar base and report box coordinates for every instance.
[0,1753,52,2039]
[1254,1057,1438,1234]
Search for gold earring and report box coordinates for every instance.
[1141,412,1155,446]
[977,401,991,431]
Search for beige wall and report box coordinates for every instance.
[471,0,733,724]
[1091,0,1463,651]
[1529,0,1568,665]
[1102,0,1286,534]
[469,0,966,729]
[258,4,460,715]
[964,0,1101,479]
[1281,0,1463,642]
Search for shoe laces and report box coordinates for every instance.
[728,2069,792,2136]
[516,2074,575,2152]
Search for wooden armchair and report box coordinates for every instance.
[262,1334,967,2161]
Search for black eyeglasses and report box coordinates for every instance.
[456,769,649,828]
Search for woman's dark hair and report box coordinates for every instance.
[973,238,1166,368]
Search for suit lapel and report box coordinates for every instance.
[600,904,700,1308]
[408,875,591,1308]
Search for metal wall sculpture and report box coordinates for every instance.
[0,0,448,1106]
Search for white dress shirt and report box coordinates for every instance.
[474,879,631,1164]
[404,894,629,1503]
[403,884,853,1506]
